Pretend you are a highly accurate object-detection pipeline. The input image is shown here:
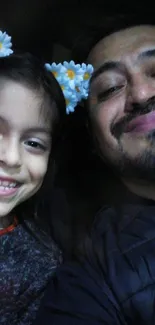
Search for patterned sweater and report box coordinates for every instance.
[0,221,62,325]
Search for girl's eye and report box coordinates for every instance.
[24,139,46,152]
[97,85,123,102]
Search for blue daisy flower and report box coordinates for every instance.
[45,62,66,80]
[75,85,87,101]
[58,74,77,90]
[81,63,94,75]
[63,89,78,114]
[63,60,84,85]
[82,79,91,96]
[81,63,94,87]
[58,78,71,93]
[44,61,94,114]
[0,31,13,57]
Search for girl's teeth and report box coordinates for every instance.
[0,181,17,188]
[9,183,17,188]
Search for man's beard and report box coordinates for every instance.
[111,140,155,181]
[109,97,155,181]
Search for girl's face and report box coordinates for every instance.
[0,79,52,217]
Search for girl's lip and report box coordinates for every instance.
[0,186,20,198]
[0,176,18,182]
[0,177,22,197]
[0,176,21,184]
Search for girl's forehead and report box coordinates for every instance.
[0,80,52,131]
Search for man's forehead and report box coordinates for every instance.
[88,25,155,68]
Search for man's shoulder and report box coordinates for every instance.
[89,202,155,302]
[93,202,155,251]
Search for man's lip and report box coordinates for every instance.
[125,111,155,133]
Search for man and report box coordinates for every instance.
[34,15,155,324]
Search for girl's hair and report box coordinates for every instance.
[0,52,66,129]
[0,52,67,251]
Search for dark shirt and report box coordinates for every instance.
[0,221,62,325]
[34,200,155,325]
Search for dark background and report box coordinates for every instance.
[0,1,151,59]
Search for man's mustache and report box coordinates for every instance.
[111,97,155,138]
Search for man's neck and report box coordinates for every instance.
[122,178,155,202]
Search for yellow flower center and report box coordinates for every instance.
[76,86,80,92]
[67,69,75,79]
[52,71,58,77]
[0,43,3,50]
[65,99,70,106]
[84,72,90,80]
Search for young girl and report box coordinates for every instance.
[0,31,67,325]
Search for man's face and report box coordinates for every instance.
[88,25,155,180]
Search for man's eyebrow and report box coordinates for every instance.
[90,61,123,84]
[90,48,155,85]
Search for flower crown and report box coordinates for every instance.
[45,61,94,114]
[0,31,13,57]
[0,30,94,114]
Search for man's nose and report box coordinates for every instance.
[125,74,155,112]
